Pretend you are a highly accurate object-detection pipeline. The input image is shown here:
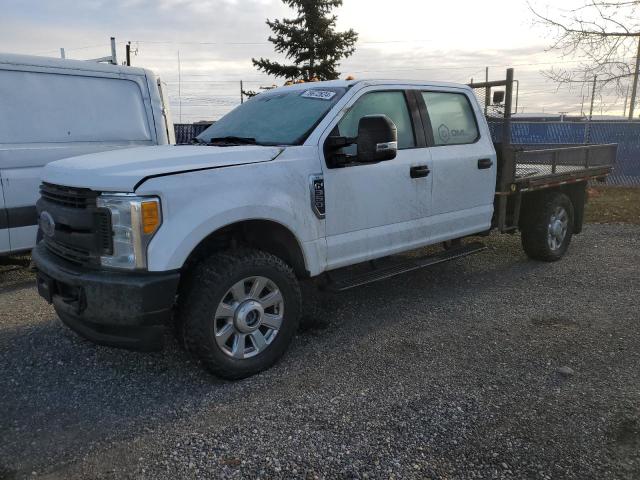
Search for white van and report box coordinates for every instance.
[0,53,174,255]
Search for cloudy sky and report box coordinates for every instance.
[1,0,633,122]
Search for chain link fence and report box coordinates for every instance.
[174,123,213,145]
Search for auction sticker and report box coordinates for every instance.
[301,90,336,100]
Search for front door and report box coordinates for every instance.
[320,87,433,270]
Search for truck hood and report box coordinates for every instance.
[42,145,285,192]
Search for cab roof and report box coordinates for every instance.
[266,78,472,93]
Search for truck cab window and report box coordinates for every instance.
[422,92,479,146]
[337,91,415,151]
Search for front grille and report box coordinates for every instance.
[38,183,112,266]
[44,238,91,265]
[40,182,98,209]
[95,210,113,254]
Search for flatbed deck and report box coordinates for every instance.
[498,143,616,192]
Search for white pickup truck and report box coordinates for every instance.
[32,73,615,379]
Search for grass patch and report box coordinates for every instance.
[585,186,640,224]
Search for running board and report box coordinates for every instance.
[325,242,487,292]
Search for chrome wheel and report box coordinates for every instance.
[214,276,284,359]
[547,206,569,251]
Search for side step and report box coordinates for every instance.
[325,242,487,292]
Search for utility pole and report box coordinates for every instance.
[623,83,630,117]
[240,80,244,104]
[586,75,597,144]
[589,75,597,120]
[177,50,182,123]
[125,42,131,66]
[628,36,640,119]
[110,37,117,65]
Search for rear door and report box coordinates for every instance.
[0,173,10,254]
[416,89,496,242]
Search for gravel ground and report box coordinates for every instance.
[0,224,639,480]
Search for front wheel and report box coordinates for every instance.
[178,249,301,379]
[521,192,574,262]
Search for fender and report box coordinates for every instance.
[138,147,327,274]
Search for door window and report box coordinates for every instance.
[422,92,479,146]
[337,91,415,150]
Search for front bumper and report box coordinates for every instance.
[32,243,180,351]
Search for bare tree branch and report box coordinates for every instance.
[530,0,640,102]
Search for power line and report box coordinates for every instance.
[131,39,442,46]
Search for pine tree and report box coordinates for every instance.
[252,0,358,82]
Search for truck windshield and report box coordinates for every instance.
[196,87,347,146]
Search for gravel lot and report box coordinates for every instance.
[1,224,639,480]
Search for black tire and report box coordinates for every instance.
[521,192,574,262]
[177,248,301,380]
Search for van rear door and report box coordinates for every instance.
[0,173,10,254]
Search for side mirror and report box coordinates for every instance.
[357,115,398,163]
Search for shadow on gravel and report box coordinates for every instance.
[0,316,225,472]
[0,279,35,295]
[0,255,30,268]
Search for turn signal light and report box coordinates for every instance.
[141,201,161,235]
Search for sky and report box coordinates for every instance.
[1,0,635,122]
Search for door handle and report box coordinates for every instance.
[477,158,493,169]
[410,165,430,179]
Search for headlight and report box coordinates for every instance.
[96,194,162,270]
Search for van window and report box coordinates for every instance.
[338,91,415,149]
[0,70,151,144]
[422,92,479,146]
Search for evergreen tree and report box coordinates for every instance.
[252,0,358,81]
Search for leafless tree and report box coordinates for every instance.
[530,1,640,117]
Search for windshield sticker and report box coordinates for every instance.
[301,90,337,101]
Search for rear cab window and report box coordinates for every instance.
[421,91,479,146]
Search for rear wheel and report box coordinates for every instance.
[521,192,574,262]
[178,249,301,379]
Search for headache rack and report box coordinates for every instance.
[468,69,616,233]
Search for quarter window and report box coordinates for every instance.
[422,92,479,146]
[337,91,415,149]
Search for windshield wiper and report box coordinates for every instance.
[209,136,258,145]
[191,137,207,144]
